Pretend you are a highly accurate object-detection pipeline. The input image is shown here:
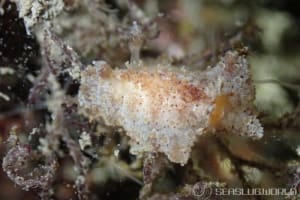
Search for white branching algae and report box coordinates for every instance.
[78,51,263,165]
[12,0,64,31]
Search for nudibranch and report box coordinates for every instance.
[78,51,263,165]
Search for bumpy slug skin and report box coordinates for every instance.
[78,51,263,165]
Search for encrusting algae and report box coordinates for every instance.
[78,51,263,165]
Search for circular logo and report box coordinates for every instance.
[193,182,213,200]
[288,187,298,196]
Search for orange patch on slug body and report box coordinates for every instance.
[119,70,207,103]
[209,95,232,128]
[117,69,208,122]
[98,64,112,78]
[181,84,206,102]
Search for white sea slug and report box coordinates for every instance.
[78,51,263,165]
